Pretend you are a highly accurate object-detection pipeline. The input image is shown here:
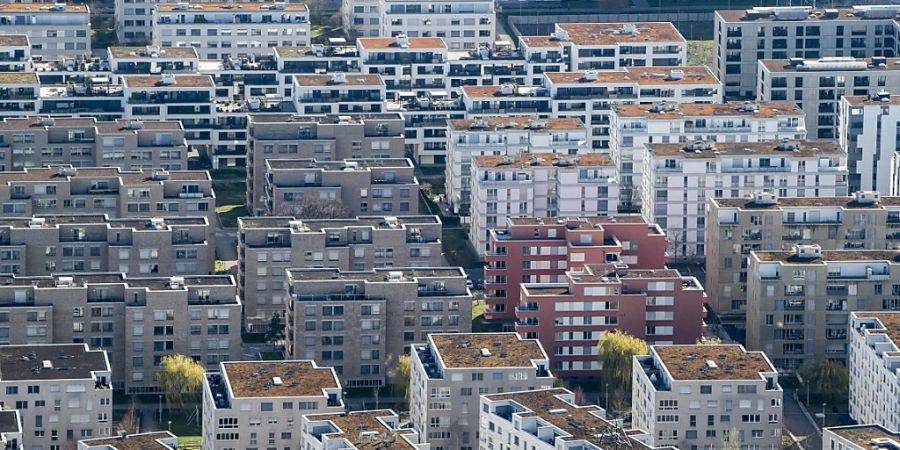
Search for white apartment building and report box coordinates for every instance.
[757,57,900,140]
[840,94,900,195]
[633,344,783,449]
[151,1,310,59]
[470,153,619,255]
[202,360,343,450]
[642,139,848,259]
[357,35,448,100]
[480,388,661,450]
[342,0,379,37]
[379,0,494,50]
[291,73,386,115]
[0,73,39,118]
[117,0,286,44]
[80,431,178,450]
[610,101,806,210]
[300,410,428,450]
[108,45,200,75]
[409,333,553,450]
[0,344,112,449]
[714,5,899,99]
[824,425,900,450]
[446,117,588,216]
[0,3,90,60]
[121,74,216,147]
[0,36,30,72]
[849,312,900,431]
[0,410,20,450]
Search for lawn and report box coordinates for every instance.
[471,299,503,332]
[216,204,249,229]
[163,409,201,437]
[687,40,715,68]
[442,228,483,269]
[178,436,202,449]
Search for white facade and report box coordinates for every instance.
[291,73,386,115]
[122,74,216,148]
[342,0,380,37]
[0,3,90,60]
[824,425,900,450]
[300,410,429,450]
[378,0,494,50]
[840,94,900,195]
[633,344,783,449]
[849,312,900,432]
[357,35,448,100]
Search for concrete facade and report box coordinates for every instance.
[848,312,900,431]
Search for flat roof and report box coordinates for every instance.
[0,215,206,229]
[0,72,37,85]
[460,85,545,98]
[306,410,418,450]
[109,46,199,59]
[358,37,446,50]
[155,2,307,12]
[613,101,803,119]
[274,46,358,58]
[473,153,612,169]
[519,36,566,48]
[712,196,893,210]
[753,250,900,263]
[555,22,685,45]
[827,425,900,449]
[853,312,900,345]
[0,344,107,381]
[716,7,897,23]
[449,117,583,131]
[122,75,213,88]
[293,74,384,87]
[0,166,209,184]
[507,215,651,227]
[286,267,464,283]
[760,57,900,73]
[239,215,439,231]
[545,67,718,86]
[0,3,86,12]
[0,411,18,434]
[222,361,338,398]
[646,139,843,158]
[653,345,775,381]
[430,333,546,369]
[266,158,412,170]
[844,94,900,106]
[80,432,176,450]
[0,35,28,46]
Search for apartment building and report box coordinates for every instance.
[121,74,216,147]
[824,425,900,450]
[757,57,900,140]
[0,36,30,72]
[108,46,200,75]
[378,0,494,50]
[520,22,685,73]
[849,312,900,431]
[714,5,899,99]
[642,139,849,260]
[0,344,112,449]
[0,117,188,171]
[747,245,900,370]
[610,101,806,210]
[357,36,448,100]
[342,0,379,37]
[470,154,619,256]
[201,360,343,450]
[0,410,20,450]
[480,388,659,450]
[409,333,553,450]
[274,45,360,75]
[840,94,900,195]
[246,113,405,207]
[0,73,38,118]
[237,215,442,330]
[152,2,310,59]
[285,267,473,388]
[388,91,465,166]
[79,431,178,450]
[543,67,723,150]
[446,43,526,88]
[292,73,386,116]
[633,344,782,449]
[300,410,428,450]
[446,117,588,216]
[0,166,215,222]
[483,216,668,322]
[459,84,551,119]
[519,263,706,377]
[259,158,418,217]
[0,3,90,60]
[707,192,900,324]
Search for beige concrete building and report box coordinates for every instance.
[410,333,553,450]
[237,215,442,330]
[0,117,188,171]
[747,245,900,371]
[707,192,900,324]
[824,425,900,450]
[285,267,473,388]
[260,158,418,217]
[79,431,178,450]
[0,166,215,223]
[0,3,91,60]
[202,360,343,450]
[0,273,241,394]
[849,312,900,432]
[300,410,428,450]
[247,113,406,210]
[633,344,782,449]
[0,344,112,449]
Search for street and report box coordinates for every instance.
[783,389,822,450]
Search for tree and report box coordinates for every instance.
[798,359,850,405]
[721,427,741,450]
[394,354,412,404]
[265,313,285,352]
[116,397,140,434]
[696,336,723,345]
[597,331,648,414]
[156,355,205,411]
[278,196,350,219]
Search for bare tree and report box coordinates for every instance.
[279,196,350,219]
[116,397,140,434]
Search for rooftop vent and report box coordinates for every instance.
[394,34,410,48]
[471,119,489,129]
[665,69,684,81]
[56,276,74,287]
[147,46,160,58]
[169,276,185,289]
[581,70,599,82]
[704,360,718,370]
[151,169,169,180]
[854,191,881,205]
[272,376,284,386]
[753,191,778,205]
[36,116,55,127]
[158,73,176,86]
[311,44,325,57]
[776,138,799,151]
[684,140,714,152]
[29,218,45,229]
[247,97,261,111]
[150,217,166,230]
[126,119,144,130]
[42,360,53,370]
[551,29,569,41]
[384,216,399,228]
[794,244,822,259]
[387,271,403,282]
[738,101,760,113]
[331,72,347,84]
[548,408,567,415]
[617,23,639,36]
[58,166,77,177]
[650,101,677,113]
[499,83,515,95]
[480,348,492,357]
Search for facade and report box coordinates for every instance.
[642,139,849,260]
[246,113,406,209]
[0,273,241,393]
[291,73,386,116]
[446,117,587,216]
[285,267,473,388]
[151,2,310,59]
[610,101,806,210]
[378,0,494,50]
[519,263,706,377]
[237,215,442,330]
[342,0,379,37]
[0,166,215,222]
[747,245,900,370]
[0,3,90,60]
[357,36,448,100]
[201,360,343,450]
[633,344,782,449]
[714,5,899,99]
[409,333,553,450]
[824,425,900,450]
[840,94,900,195]
[480,388,660,450]
[0,117,188,171]
[0,410,20,450]
[0,73,38,118]
[470,154,619,256]
[707,192,900,324]
[849,312,900,431]
[483,216,669,322]
[300,410,428,450]
[0,35,30,72]
[0,344,112,449]
[108,46,201,75]
[121,74,216,147]
[259,158,418,217]
[79,431,179,450]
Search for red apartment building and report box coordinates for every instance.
[483,216,669,321]
[517,263,706,378]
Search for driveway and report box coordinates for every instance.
[783,389,821,450]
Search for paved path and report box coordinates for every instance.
[215,228,238,262]
[783,389,821,450]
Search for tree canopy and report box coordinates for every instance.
[156,354,205,410]
[798,359,850,405]
[597,331,648,413]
